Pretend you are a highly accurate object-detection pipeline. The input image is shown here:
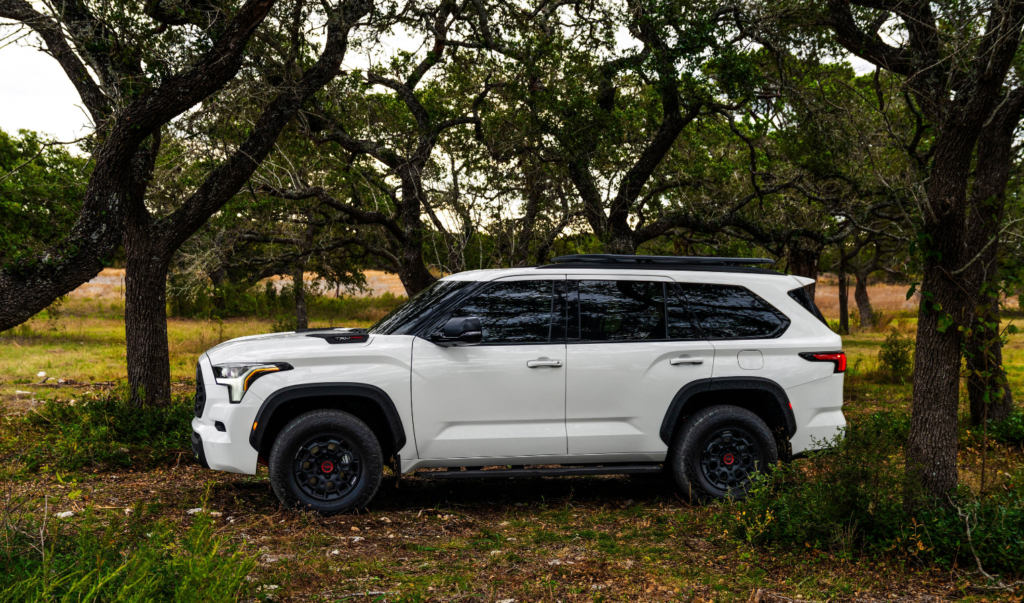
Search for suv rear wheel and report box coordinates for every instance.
[269,410,383,515]
[669,405,777,501]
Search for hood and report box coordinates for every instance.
[205,327,373,364]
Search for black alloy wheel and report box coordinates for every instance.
[698,426,763,493]
[668,404,778,501]
[269,409,383,515]
[293,434,362,501]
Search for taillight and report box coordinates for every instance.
[799,351,846,373]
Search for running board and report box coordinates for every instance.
[416,464,662,479]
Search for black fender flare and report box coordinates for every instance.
[248,383,407,453]
[658,377,797,446]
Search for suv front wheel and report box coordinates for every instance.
[669,405,777,501]
[269,410,383,515]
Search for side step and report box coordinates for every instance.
[416,464,662,480]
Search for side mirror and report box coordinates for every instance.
[431,316,483,346]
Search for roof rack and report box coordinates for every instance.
[548,254,776,266]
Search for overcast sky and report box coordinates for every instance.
[0,31,877,143]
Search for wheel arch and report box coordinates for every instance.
[659,377,796,451]
[249,383,407,463]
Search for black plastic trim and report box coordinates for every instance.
[417,464,662,479]
[305,332,370,344]
[658,377,797,446]
[538,262,784,276]
[191,431,210,468]
[550,254,775,266]
[248,383,407,454]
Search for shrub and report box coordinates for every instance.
[877,327,914,383]
[989,407,1024,445]
[8,388,194,471]
[0,504,256,602]
[724,412,1024,576]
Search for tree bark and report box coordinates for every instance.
[854,270,874,329]
[292,263,308,330]
[967,296,1014,425]
[962,89,1024,425]
[838,249,849,334]
[788,247,820,300]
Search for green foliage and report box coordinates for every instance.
[989,408,1024,445]
[168,278,405,324]
[0,129,88,268]
[723,413,1024,576]
[877,327,915,382]
[11,389,194,471]
[0,506,255,602]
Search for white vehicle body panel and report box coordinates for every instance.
[192,263,846,475]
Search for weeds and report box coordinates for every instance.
[0,497,255,602]
[5,387,194,472]
[724,412,1024,576]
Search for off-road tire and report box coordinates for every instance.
[269,409,383,515]
[669,405,777,502]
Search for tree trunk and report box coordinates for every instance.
[967,295,1014,425]
[292,264,308,330]
[788,248,820,300]
[854,271,873,329]
[905,132,979,501]
[124,237,172,408]
[395,169,439,297]
[961,90,1024,426]
[838,251,849,334]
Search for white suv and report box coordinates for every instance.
[191,255,845,514]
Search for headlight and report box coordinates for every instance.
[212,362,292,402]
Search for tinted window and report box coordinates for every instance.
[677,283,789,339]
[370,280,472,335]
[451,280,555,343]
[575,281,666,341]
[788,285,827,325]
[666,285,703,340]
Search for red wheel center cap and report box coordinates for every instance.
[723,453,735,466]
[321,461,334,473]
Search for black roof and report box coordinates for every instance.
[538,254,784,276]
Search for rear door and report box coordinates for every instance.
[564,278,715,455]
[411,276,568,460]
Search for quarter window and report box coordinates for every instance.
[574,281,666,341]
[675,283,789,339]
[451,280,555,343]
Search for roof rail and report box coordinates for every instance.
[549,254,775,266]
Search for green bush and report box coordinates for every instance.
[0,506,255,602]
[11,388,194,471]
[168,277,404,324]
[877,327,914,382]
[724,412,1024,576]
[989,408,1024,445]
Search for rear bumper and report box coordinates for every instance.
[786,374,846,455]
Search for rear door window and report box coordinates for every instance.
[675,283,789,339]
[571,281,666,341]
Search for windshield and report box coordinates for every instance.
[369,280,473,335]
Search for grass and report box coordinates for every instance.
[1,290,1023,601]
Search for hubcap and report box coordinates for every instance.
[293,434,361,501]
[699,426,762,493]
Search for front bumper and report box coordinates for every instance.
[191,431,210,468]
[191,355,260,474]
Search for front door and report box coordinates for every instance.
[565,278,715,455]
[411,276,567,460]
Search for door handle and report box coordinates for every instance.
[527,358,563,368]
[670,356,704,366]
